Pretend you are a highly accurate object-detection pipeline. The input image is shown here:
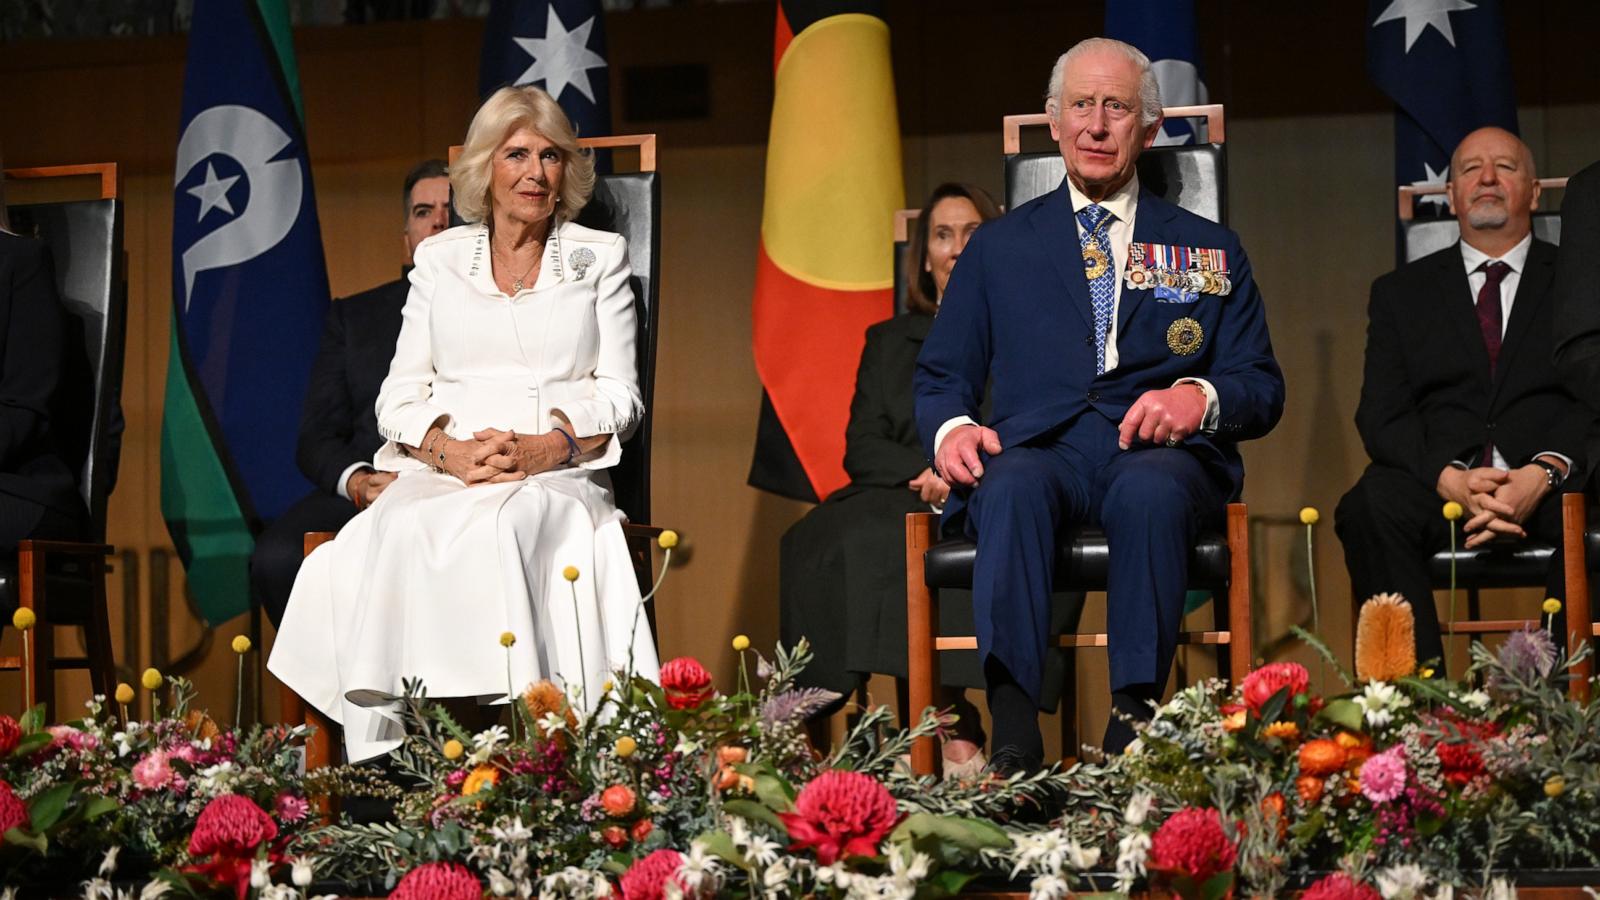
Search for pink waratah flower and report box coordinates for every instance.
[0,781,30,836]
[389,861,483,900]
[46,725,97,752]
[1239,662,1311,717]
[132,749,175,790]
[659,657,715,710]
[188,794,279,857]
[1146,807,1239,884]
[171,743,199,764]
[1360,749,1408,803]
[620,849,688,900]
[275,792,310,823]
[777,769,901,865]
[1301,872,1382,900]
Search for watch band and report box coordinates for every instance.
[1532,458,1565,489]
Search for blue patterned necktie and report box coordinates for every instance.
[1077,203,1116,374]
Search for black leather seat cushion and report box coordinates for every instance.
[0,557,99,623]
[1427,526,1600,589]
[924,527,1232,591]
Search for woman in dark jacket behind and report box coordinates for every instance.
[780,183,999,777]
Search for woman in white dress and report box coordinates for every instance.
[269,86,659,762]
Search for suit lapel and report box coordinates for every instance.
[1440,245,1493,388]
[1491,240,1555,402]
[1119,189,1178,334]
[1027,179,1094,331]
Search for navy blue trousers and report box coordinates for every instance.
[963,414,1229,705]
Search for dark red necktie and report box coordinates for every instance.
[1477,260,1510,465]
[1477,260,1510,373]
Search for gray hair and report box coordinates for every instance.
[452,85,595,225]
[1045,38,1163,128]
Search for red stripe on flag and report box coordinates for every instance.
[773,4,794,71]
[751,243,893,500]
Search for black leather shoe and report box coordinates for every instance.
[986,744,1043,778]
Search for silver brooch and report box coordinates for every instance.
[569,247,597,281]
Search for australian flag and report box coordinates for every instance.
[479,0,611,145]
[1105,0,1208,145]
[1367,0,1518,239]
[162,0,329,623]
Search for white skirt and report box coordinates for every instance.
[267,467,659,762]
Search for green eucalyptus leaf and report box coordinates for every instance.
[752,773,795,812]
[27,782,75,831]
[723,798,787,834]
[693,831,749,870]
[2,826,45,854]
[888,813,1011,852]
[1315,698,1366,733]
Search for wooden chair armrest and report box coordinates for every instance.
[16,540,113,556]
[622,523,665,539]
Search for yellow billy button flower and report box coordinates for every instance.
[614,736,637,758]
[141,668,163,691]
[500,631,516,648]
[11,608,36,631]
[114,683,135,705]
[657,530,679,550]
[1442,501,1464,521]
[1299,507,1320,526]
[1419,667,1435,679]
[602,679,615,693]
[563,566,580,582]
[1545,775,1566,798]
[1543,598,1563,616]
[231,635,252,654]
[442,739,465,761]
[731,634,750,652]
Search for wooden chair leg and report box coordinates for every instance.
[1224,503,1252,683]
[17,546,50,717]
[905,512,939,777]
[279,683,334,771]
[1563,493,1591,701]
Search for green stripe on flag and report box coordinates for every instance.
[160,315,254,624]
[255,0,304,122]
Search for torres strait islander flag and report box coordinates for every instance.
[161,0,330,623]
[748,0,904,502]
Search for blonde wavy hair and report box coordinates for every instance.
[452,85,596,225]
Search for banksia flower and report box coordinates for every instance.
[1355,593,1416,683]
[523,680,578,747]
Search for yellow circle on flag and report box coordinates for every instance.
[762,14,904,291]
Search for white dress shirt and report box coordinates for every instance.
[1455,233,1568,473]
[933,175,1219,458]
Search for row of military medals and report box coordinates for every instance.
[1081,217,1219,358]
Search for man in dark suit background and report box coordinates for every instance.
[250,159,449,626]
[1337,127,1589,671]
[1552,159,1600,484]
[914,38,1284,769]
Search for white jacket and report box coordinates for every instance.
[374,220,643,472]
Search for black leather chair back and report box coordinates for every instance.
[1403,212,1562,262]
[7,199,127,540]
[574,173,660,523]
[1005,143,1228,224]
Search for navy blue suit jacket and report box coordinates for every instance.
[914,179,1284,524]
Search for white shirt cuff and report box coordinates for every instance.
[335,462,374,501]
[1535,451,1575,474]
[934,416,979,460]
[1175,378,1220,434]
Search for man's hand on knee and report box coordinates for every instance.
[936,425,1002,487]
[1118,385,1206,450]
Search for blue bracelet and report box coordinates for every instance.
[555,427,581,462]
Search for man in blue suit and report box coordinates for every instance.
[915,38,1284,771]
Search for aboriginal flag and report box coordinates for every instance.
[747,1,904,502]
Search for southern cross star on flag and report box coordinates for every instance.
[1367,0,1518,249]
[479,0,611,147]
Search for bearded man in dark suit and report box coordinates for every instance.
[1337,128,1592,671]
[250,159,449,626]
[914,38,1284,770]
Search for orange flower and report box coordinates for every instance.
[1295,775,1324,805]
[1264,721,1300,742]
[602,825,628,848]
[1298,739,1347,776]
[1222,709,1248,732]
[716,745,749,766]
[1260,792,1288,841]
[1334,731,1369,750]
[601,784,637,817]
[523,680,579,748]
[462,764,500,797]
[631,818,654,842]
[715,767,741,792]
[184,710,222,742]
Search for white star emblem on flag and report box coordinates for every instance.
[512,7,607,104]
[1372,0,1478,53]
[186,161,241,222]
[1412,161,1450,209]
